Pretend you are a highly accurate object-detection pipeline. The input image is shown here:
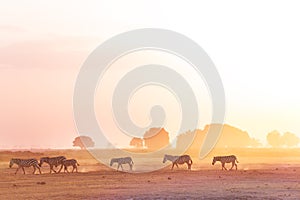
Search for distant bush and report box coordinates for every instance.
[267,131,300,147]
[129,137,143,148]
[73,136,95,149]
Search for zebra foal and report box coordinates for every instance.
[62,159,80,173]
[9,158,41,175]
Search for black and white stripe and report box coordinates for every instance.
[163,154,193,170]
[110,157,134,171]
[212,155,239,170]
[9,158,41,174]
[62,159,80,173]
[39,156,66,173]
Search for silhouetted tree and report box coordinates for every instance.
[282,132,300,147]
[73,136,95,149]
[144,128,169,150]
[177,124,262,153]
[176,129,203,152]
[129,137,143,148]
[267,130,282,147]
[267,131,300,147]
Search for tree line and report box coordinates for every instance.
[73,124,299,150]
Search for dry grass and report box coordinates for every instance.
[0,148,300,199]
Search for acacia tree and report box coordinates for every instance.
[73,136,95,149]
[144,128,169,150]
[129,137,143,148]
[282,132,300,147]
[267,131,300,147]
[267,130,281,147]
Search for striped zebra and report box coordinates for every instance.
[212,155,239,170]
[163,154,193,170]
[62,159,80,173]
[110,157,134,171]
[9,158,41,175]
[39,156,66,173]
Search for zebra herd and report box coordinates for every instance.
[9,154,239,174]
[109,154,239,171]
[9,156,79,175]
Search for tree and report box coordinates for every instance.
[144,127,169,150]
[282,132,300,147]
[73,136,95,149]
[176,124,262,154]
[266,130,281,147]
[129,137,143,148]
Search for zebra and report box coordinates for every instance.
[62,159,80,173]
[39,156,66,173]
[212,155,239,170]
[110,157,134,171]
[163,154,193,170]
[9,158,41,175]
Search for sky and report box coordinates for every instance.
[0,0,300,148]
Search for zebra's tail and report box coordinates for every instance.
[77,162,80,166]
[189,159,193,165]
[236,158,239,163]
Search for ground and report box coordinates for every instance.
[0,149,299,199]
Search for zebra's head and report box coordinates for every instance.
[212,157,216,165]
[110,159,114,166]
[9,159,15,168]
[39,157,49,167]
[162,155,167,163]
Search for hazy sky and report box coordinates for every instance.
[0,0,300,148]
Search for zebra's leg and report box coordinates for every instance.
[22,167,26,174]
[171,163,175,170]
[222,163,227,170]
[51,167,57,173]
[185,162,191,170]
[129,163,132,171]
[73,164,77,173]
[175,163,179,168]
[65,166,70,173]
[57,164,63,173]
[74,165,78,173]
[37,165,42,174]
[235,162,238,170]
[15,167,20,174]
[120,164,124,171]
[51,165,57,173]
[117,164,120,171]
[230,162,234,170]
[33,166,36,174]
